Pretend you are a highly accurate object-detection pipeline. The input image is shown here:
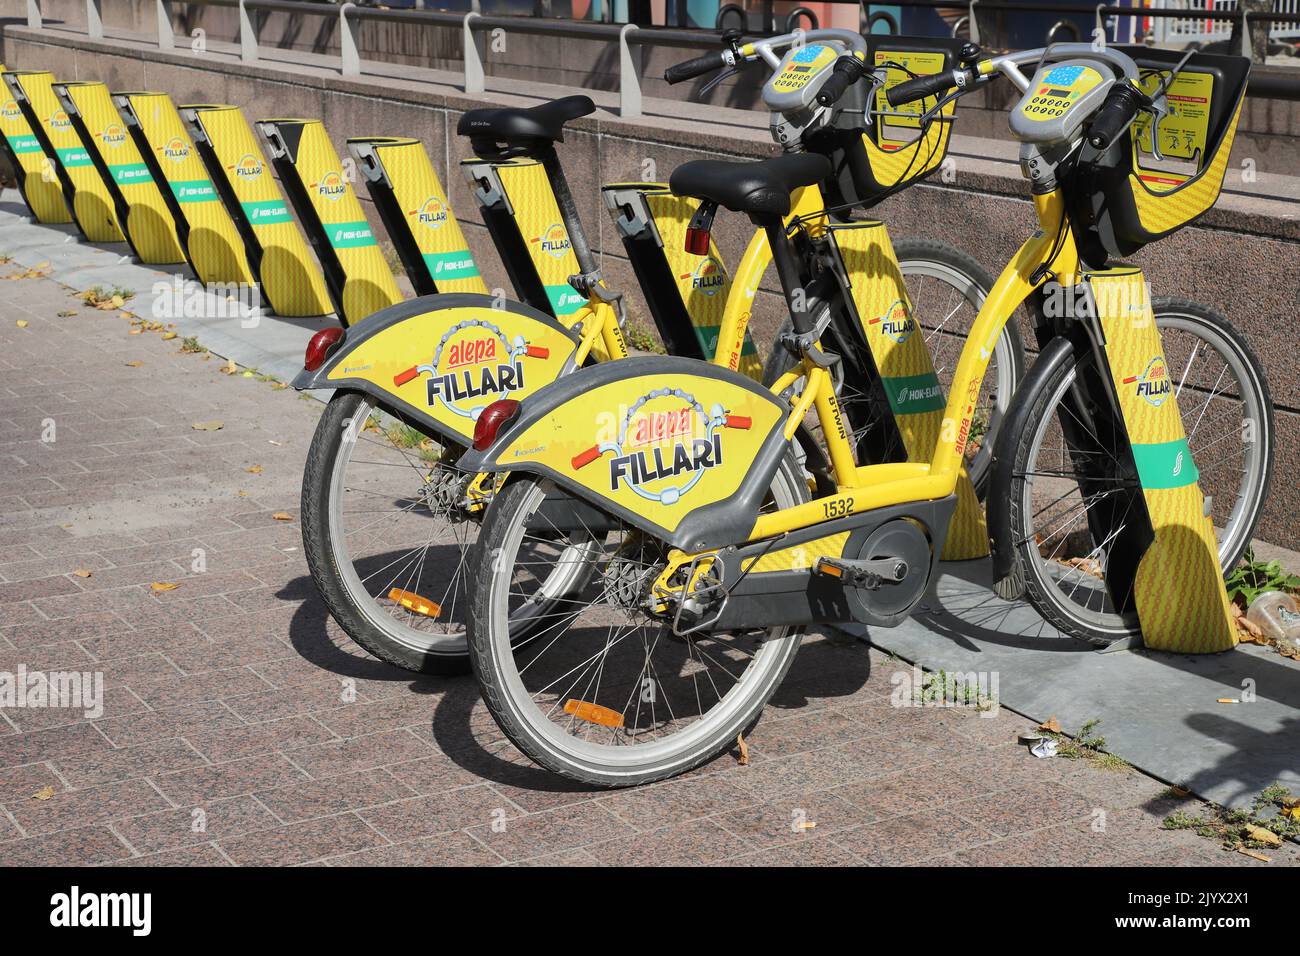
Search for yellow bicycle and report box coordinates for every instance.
[460,41,1271,786]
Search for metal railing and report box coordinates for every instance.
[19,0,1300,113]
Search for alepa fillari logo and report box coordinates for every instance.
[1125,355,1171,407]
[233,153,263,180]
[415,196,447,230]
[100,123,127,148]
[869,299,915,344]
[49,109,72,132]
[0,100,19,120]
[570,388,751,505]
[161,136,190,162]
[535,223,571,259]
[681,256,725,297]
[316,171,347,201]
[392,318,549,420]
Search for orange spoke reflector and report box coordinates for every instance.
[563,699,625,728]
[387,589,441,618]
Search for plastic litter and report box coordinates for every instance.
[1246,590,1300,655]
[1030,738,1058,759]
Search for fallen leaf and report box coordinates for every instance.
[150,581,180,592]
[124,360,143,367]
[795,820,816,831]
[1238,848,1271,863]
[271,382,289,390]
[220,359,237,375]
[57,310,76,317]
[161,332,177,340]
[237,490,248,498]
[1281,796,1300,809]
[15,319,28,328]
[31,785,56,801]
[72,569,92,578]
[268,440,283,446]
[1244,824,1282,848]
[1170,785,1191,798]
[246,464,263,474]
[110,294,125,308]
[242,370,254,378]
[191,420,224,431]
[735,733,749,766]
[1039,715,1062,734]
[271,512,294,522]
[128,328,143,334]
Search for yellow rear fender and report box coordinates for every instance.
[458,356,794,553]
[292,293,581,447]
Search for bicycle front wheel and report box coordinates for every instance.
[1005,300,1273,645]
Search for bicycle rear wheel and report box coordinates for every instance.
[466,454,809,787]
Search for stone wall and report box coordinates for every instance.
[3,20,1299,549]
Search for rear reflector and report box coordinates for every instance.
[473,398,521,451]
[563,699,625,728]
[684,227,711,256]
[387,588,441,618]
[304,327,344,373]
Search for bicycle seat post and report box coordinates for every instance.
[536,144,598,279]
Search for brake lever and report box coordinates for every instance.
[700,65,740,96]
[1142,100,1169,163]
[917,83,969,127]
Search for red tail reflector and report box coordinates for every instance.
[684,227,711,256]
[473,399,521,451]
[304,327,344,373]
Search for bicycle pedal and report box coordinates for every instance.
[814,556,908,590]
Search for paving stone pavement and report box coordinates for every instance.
[1,269,1297,867]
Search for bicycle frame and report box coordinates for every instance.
[742,188,1075,543]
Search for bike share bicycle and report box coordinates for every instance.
[293,29,1030,675]
[458,41,1273,786]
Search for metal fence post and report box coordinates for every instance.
[1094,3,1106,43]
[26,0,41,30]
[619,24,641,118]
[239,0,258,64]
[1240,9,1252,58]
[86,0,103,38]
[340,3,360,76]
[464,12,485,94]
[968,0,980,44]
[156,0,174,51]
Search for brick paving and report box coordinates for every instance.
[1,269,1298,867]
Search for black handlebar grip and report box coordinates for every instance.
[664,51,727,85]
[885,69,956,108]
[1087,83,1147,150]
[814,56,867,107]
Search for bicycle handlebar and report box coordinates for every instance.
[886,69,965,107]
[664,50,729,85]
[815,56,869,107]
[1087,83,1149,150]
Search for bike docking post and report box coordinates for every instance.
[0,64,72,224]
[601,184,764,383]
[460,158,590,321]
[56,81,185,265]
[258,119,401,327]
[348,137,486,297]
[114,91,256,287]
[826,221,989,560]
[182,104,331,318]
[1086,268,1236,652]
[3,70,124,243]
